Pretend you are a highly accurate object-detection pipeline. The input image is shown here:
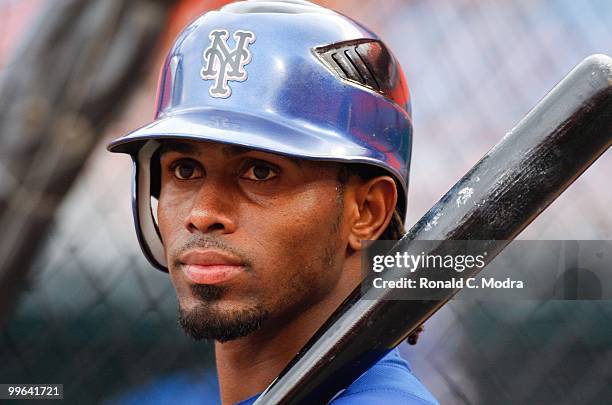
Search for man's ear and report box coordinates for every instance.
[347,176,397,251]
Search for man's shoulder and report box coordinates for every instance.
[331,349,439,405]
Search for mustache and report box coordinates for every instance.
[169,235,253,269]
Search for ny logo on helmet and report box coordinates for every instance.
[201,29,256,98]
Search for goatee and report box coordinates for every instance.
[178,284,269,342]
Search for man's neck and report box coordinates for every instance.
[215,265,360,405]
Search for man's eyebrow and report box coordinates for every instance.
[158,140,198,156]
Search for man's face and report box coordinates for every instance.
[157,140,349,342]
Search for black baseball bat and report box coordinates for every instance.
[253,54,612,404]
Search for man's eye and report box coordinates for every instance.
[242,163,278,181]
[171,161,202,180]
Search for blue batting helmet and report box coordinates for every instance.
[108,0,413,271]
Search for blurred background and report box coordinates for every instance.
[1,0,611,403]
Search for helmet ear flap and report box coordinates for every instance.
[150,148,161,199]
[133,140,168,271]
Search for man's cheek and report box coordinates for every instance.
[158,202,187,256]
[156,203,175,245]
[266,222,323,273]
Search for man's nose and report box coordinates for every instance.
[184,181,237,235]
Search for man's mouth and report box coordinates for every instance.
[179,250,246,285]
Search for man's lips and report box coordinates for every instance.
[179,250,246,285]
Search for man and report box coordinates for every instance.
[108,0,438,404]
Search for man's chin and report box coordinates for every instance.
[178,301,269,343]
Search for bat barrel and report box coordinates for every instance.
[253,54,612,405]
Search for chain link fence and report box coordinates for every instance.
[1,0,611,403]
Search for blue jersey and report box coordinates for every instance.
[237,349,438,405]
[108,349,437,405]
